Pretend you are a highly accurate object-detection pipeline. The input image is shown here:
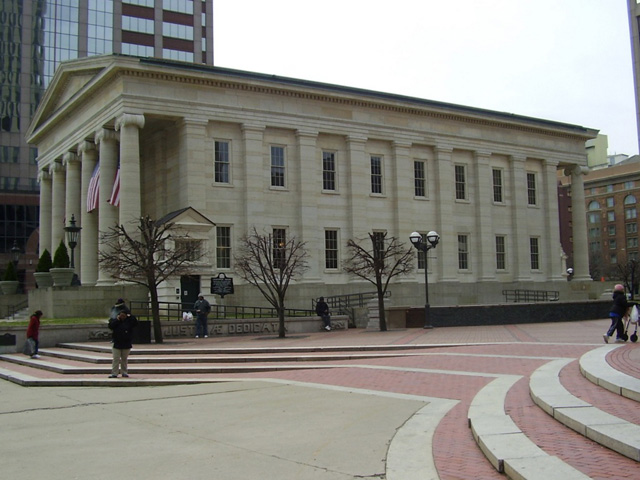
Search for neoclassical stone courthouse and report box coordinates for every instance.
[27,54,597,308]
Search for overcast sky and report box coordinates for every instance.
[214,0,638,156]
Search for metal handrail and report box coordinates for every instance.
[5,299,29,319]
[502,289,559,303]
[311,291,391,313]
[129,300,314,322]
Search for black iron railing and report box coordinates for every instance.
[502,289,559,303]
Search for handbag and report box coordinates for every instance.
[22,338,36,356]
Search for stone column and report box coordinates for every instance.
[79,141,98,285]
[37,170,52,256]
[115,113,145,227]
[567,165,591,281]
[241,124,265,232]
[95,128,119,286]
[391,141,413,238]
[542,159,563,280]
[296,129,319,280]
[178,118,207,211]
[474,150,495,281]
[63,152,81,275]
[509,154,531,281]
[345,135,368,241]
[50,160,66,251]
[433,146,456,282]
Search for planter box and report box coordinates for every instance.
[50,268,74,287]
[0,281,19,295]
[34,272,54,288]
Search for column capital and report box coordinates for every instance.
[49,160,64,175]
[241,123,266,133]
[77,141,96,155]
[38,170,51,183]
[392,140,412,150]
[509,154,527,163]
[564,164,589,177]
[95,128,119,145]
[474,149,492,158]
[115,113,145,131]
[295,129,319,139]
[346,134,367,145]
[62,151,79,167]
[434,144,454,154]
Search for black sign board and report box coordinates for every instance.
[210,273,234,297]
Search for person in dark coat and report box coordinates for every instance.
[110,298,131,320]
[108,310,138,378]
[315,297,331,331]
[26,310,43,358]
[604,284,632,343]
[193,294,211,338]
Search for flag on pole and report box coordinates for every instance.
[108,165,120,207]
[86,163,100,212]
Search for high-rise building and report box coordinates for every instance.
[0,0,214,289]
[628,0,640,153]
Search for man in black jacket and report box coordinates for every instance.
[108,310,138,378]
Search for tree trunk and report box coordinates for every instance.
[149,286,164,344]
[377,281,387,331]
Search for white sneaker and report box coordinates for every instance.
[325,325,331,331]
[603,334,609,344]
[204,335,208,338]
[31,354,41,359]
[195,335,199,338]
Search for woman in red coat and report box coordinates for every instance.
[26,310,43,358]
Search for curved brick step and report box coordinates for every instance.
[530,357,640,462]
[468,375,590,479]
[579,345,640,402]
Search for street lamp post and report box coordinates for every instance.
[64,214,82,269]
[410,231,440,329]
[10,241,20,268]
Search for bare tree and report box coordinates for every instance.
[99,216,204,343]
[615,258,640,299]
[234,227,309,338]
[343,232,414,331]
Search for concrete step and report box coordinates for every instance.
[530,356,640,462]
[579,344,640,402]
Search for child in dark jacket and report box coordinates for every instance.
[604,284,633,343]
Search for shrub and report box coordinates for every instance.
[52,240,70,268]
[3,261,17,281]
[36,249,53,273]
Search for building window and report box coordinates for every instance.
[175,239,202,261]
[588,201,600,210]
[214,141,230,183]
[458,234,469,270]
[609,225,616,235]
[588,213,599,224]
[416,232,427,270]
[271,146,285,187]
[606,197,614,208]
[628,237,639,249]
[624,194,637,205]
[626,208,637,220]
[372,231,385,261]
[162,22,194,40]
[322,151,336,191]
[414,161,426,197]
[492,168,503,203]
[627,223,638,234]
[122,15,154,34]
[325,230,338,269]
[611,253,618,264]
[163,0,194,14]
[455,165,466,200]
[495,235,506,270]
[610,239,617,250]
[588,227,599,239]
[607,184,614,192]
[608,211,615,222]
[625,181,635,189]
[527,173,537,205]
[370,156,383,194]
[530,237,540,270]
[589,241,600,253]
[122,43,154,56]
[272,228,286,269]
[162,48,194,62]
[216,226,231,269]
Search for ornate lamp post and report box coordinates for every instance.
[10,241,20,268]
[409,231,440,329]
[64,214,82,269]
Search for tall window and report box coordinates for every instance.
[530,237,540,270]
[417,232,427,270]
[627,223,638,234]
[414,161,426,197]
[492,168,503,203]
[272,228,286,269]
[370,156,383,194]
[455,165,466,200]
[324,230,338,269]
[527,173,537,205]
[495,236,506,270]
[372,231,385,262]
[608,211,615,222]
[322,151,336,191]
[175,239,202,261]
[214,141,230,183]
[271,146,285,187]
[458,235,469,270]
[216,226,231,269]
[606,197,614,208]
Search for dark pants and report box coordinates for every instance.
[607,314,624,339]
[320,314,331,328]
[196,315,208,337]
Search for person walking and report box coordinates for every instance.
[604,284,633,343]
[26,310,43,358]
[194,294,211,338]
[315,297,332,331]
[108,310,138,378]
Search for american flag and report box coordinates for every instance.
[108,166,120,207]
[86,163,100,212]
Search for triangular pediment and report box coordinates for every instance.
[157,207,216,235]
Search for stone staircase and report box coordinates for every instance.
[0,341,638,479]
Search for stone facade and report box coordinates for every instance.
[27,55,597,308]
